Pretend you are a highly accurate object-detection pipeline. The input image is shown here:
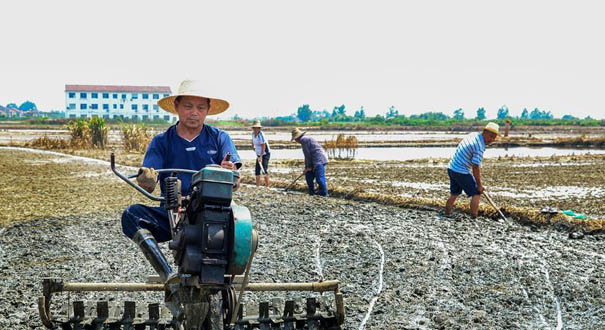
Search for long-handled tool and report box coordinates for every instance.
[284,173,305,192]
[256,156,266,175]
[482,191,508,221]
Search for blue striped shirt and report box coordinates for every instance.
[448,132,485,174]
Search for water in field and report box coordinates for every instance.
[238,147,605,161]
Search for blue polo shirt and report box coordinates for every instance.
[142,123,241,196]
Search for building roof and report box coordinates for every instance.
[65,84,171,93]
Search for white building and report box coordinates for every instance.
[64,84,177,122]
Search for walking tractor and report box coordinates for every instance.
[38,153,345,330]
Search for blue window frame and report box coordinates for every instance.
[103,104,109,110]
[91,104,98,110]
[68,92,75,98]
[91,93,98,99]
[113,104,117,109]
[131,93,138,99]
[164,115,170,121]
[142,115,148,120]
[143,104,149,111]
[122,94,126,99]
[102,93,109,99]
[153,115,159,119]
[81,114,88,118]
[163,94,169,97]
[132,104,138,110]
[153,104,159,111]
[153,94,159,99]
[80,104,87,110]
[142,93,149,99]
[69,104,76,110]
[120,104,124,109]
[113,93,118,99]
[80,92,87,99]
[69,114,76,118]
[103,114,109,119]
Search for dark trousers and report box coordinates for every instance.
[121,204,172,242]
[305,164,328,196]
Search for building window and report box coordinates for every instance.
[113,93,117,99]
[120,104,124,109]
[132,104,138,110]
[164,115,170,121]
[102,93,109,99]
[103,114,109,119]
[142,93,149,99]
[132,93,138,99]
[91,93,98,99]
[142,115,149,120]
[69,114,76,118]
[91,104,98,110]
[122,94,127,99]
[163,94,169,97]
[113,104,117,109]
[143,104,149,111]
[69,104,76,110]
[113,115,118,119]
[81,114,88,118]
[68,92,76,98]
[80,92,87,99]
[103,104,109,110]
[80,104,87,110]
[153,94,159,99]
[153,104,159,111]
[153,115,159,119]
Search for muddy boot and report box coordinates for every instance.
[132,229,182,318]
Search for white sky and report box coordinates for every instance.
[1,0,604,119]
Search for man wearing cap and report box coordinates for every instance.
[292,128,329,196]
[445,122,500,218]
[251,120,271,187]
[120,80,242,314]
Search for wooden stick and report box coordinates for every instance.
[284,173,305,191]
[483,191,508,221]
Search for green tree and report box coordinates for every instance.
[297,104,312,122]
[562,114,578,120]
[476,107,486,120]
[6,103,18,109]
[453,108,464,120]
[386,106,399,119]
[19,101,37,111]
[521,108,529,120]
[497,105,509,119]
[354,106,366,120]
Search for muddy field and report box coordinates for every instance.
[1,148,605,329]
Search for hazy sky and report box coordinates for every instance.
[1,0,604,119]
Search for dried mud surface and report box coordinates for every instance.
[1,148,605,329]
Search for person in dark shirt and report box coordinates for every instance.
[291,127,329,196]
[120,80,241,314]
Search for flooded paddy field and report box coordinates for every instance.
[1,148,604,329]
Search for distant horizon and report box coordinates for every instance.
[2,1,605,120]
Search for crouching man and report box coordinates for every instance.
[120,80,241,313]
[445,122,499,218]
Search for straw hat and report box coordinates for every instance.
[484,122,500,136]
[291,127,306,141]
[157,80,229,115]
[251,120,262,128]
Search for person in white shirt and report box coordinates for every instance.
[251,120,270,187]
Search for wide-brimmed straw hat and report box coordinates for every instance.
[484,122,500,136]
[251,120,262,128]
[157,80,229,115]
[291,127,306,141]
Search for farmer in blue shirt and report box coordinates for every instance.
[292,127,329,196]
[445,122,499,218]
[120,80,241,314]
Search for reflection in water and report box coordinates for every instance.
[239,147,605,161]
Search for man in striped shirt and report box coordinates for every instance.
[445,122,500,218]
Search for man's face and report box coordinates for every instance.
[175,96,210,130]
[252,127,261,135]
[484,131,497,145]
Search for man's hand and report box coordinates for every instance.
[221,153,236,170]
[303,167,311,174]
[478,185,485,193]
[136,167,158,193]
[257,156,262,163]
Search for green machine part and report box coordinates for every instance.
[228,204,257,275]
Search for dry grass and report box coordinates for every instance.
[121,124,152,152]
[324,133,359,159]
